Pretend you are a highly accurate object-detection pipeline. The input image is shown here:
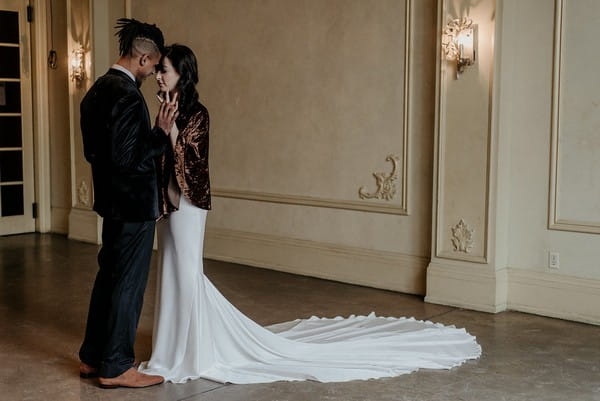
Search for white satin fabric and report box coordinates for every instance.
[139,196,481,384]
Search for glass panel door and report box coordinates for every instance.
[0,0,35,235]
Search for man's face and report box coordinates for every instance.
[136,52,161,83]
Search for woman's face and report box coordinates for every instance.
[156,56,180,93]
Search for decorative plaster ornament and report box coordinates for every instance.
[359,154,400,201]
[451,219,474,253]
[78,180,90,207]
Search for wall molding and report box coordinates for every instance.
[204,227,428,295]
[212,0,413,217]
[425,261,508,313]
[426,261,600,325]
[205,230,600,326]
[508,268,600,326]
[358,154,401,201]
[400,0,412,214]
[32,0,52,233]
[451,218,474,253]
[212,188,408,216]
[548,0,600,234]
[67,0,78,213]
[432,0,494,262]
[50,206,70,234]
[68,207,101,244]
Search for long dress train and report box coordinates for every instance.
[139,196,481,384]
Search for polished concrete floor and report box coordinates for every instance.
[0,234,599,401]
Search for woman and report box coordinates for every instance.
[139,44,481,384]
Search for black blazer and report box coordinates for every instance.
[81,68,168,221]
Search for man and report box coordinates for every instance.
[78,18,178,389]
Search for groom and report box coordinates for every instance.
[78,18,178,389]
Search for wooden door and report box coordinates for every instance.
[0,0,35,235]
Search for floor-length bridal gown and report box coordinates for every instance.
[138,196,481,384]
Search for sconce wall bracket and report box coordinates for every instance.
[442,17,477,79]
[70,46,85,86]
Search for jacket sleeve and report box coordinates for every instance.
[176,106,211,210]
[184,107,209,159]
[80,88,101,164]
[110,93,169,172]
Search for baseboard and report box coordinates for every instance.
[68,207,102,244]
[204,228,600,325]
[50,206,70,234]
[425,261,508,313]
[508,268,600,326]
[204,228,428,295]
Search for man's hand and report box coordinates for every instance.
[156,91,179,135]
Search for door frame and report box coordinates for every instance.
[0,0,37,234]
[31,0,51,232]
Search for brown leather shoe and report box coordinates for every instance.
[98,368,164,389]
[79,362,98,378]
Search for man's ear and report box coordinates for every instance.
[139,53,149,66]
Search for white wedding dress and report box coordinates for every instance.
[139,196,481,384]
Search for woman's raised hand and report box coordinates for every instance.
[156,91,179,135]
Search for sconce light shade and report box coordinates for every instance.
[442,18,476,78]
[70,46,85,86]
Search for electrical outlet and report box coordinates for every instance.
[548,252,560,269]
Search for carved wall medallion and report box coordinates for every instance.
[451,219,473,253]
[359,154,400,201]
[78,180,90,207]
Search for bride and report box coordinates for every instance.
[138,44,481,384]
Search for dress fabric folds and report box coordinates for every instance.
[139,196,482,384]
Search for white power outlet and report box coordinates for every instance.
[549,252,560,269]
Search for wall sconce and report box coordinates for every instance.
[442,18,476,79]
[70,46,85,86]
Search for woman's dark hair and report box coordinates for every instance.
[160,44,201,122]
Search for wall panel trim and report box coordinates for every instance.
[548,0,600,234]
[213,0,413,216]
[205,226,428,295]
[508,268,600,325]
[432,0,494,262]
[212,188,408,215]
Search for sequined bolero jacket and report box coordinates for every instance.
[159,102,211,216]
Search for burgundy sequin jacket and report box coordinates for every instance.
[158,102,211,216]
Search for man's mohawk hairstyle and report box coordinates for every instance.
[114,18,165,56]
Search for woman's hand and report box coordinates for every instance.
[156,91,179,135]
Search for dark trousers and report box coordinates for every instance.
[79,218,156,378]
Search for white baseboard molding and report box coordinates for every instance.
[425,262,508,313]
[50,206,70,234]
[204,228,428,295]
[508,268,600,326]
[204,229,600,325]
[68,207,102,244]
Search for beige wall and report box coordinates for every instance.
[64,0,127,243]
[47,0,600,324]
[92,0,125,79]
[500,0,600,323]
[65,0,101,243]
[504,0,600,277]
[132,0,437,294]
[426,0,600,324]
[47,0,71,233]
